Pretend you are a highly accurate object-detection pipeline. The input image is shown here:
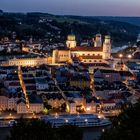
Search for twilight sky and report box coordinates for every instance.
[0,0,140,16]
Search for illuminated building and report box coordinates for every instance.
[2,34,112,66]
[52,34,112,64]
[66,35,77,49]
[8,57,49,66]
[52,49,71,64]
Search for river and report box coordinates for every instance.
[0,126,108,140]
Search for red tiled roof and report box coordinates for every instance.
[81,63,110,67]
[102,100,115,104]
[71,46,103,52]
[80,55,102,59]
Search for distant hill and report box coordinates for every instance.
[65,15,140,26]
[0,9,3,15]
[62,15,140,43]
[95,16,140,26]
[0,12,140,44]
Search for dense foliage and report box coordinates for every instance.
[7,118,83,140]
[0,12,139,43]
[100,100,140,140]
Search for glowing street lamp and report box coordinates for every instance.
[65,119,69,123]
[119,54,123,58]
[119,54,123,70]
[128,54,132,59]
[85,119,88,122]
[86,107,91,111]
[9,113,13,119]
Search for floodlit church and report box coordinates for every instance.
[52,34,112,64]
[4,34,112,66]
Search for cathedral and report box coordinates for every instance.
[52,34,112,64]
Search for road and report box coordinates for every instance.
[18,66,30,108]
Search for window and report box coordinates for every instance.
[105,75,110,78]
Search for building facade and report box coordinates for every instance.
[52,34,111,64]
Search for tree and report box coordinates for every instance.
[100,100,140,140]
[57,124,83,140]
[7,118,83,140]
[8,118,54,140]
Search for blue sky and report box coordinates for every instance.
[0,0,139,16]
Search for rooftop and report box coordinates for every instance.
[71,46,103,52]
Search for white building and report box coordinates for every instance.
[17,95,43,114]
[52,34,111,64]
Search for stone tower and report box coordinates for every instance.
[94,34,102,47]
[66,35,76,49]
[103,35,111,59]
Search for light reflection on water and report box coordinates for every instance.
[82,126,110,140]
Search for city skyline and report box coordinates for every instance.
[0,0,140,16]
[0,1,140,139]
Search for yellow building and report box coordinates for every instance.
[47,98,65,108]
[52,49,71,64]
[8,57,49,66]
[66,35,77,49]
[17,94,44,114]
[17,100,44,114]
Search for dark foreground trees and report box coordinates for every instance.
[7,118,83,140]
[100,100,140,140]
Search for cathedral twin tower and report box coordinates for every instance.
[66,34,111,60]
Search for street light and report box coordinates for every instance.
[85,119,88,122]
[119,54,123,70]
[86,107,91,111]
[65,119,69,123]
[128,54,132,59]
[119,54,123,58]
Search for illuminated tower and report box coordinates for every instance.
[66,35,76,49]
[94,34,102,47]
[103,35,111,59]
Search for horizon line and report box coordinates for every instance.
[1,10,140,18]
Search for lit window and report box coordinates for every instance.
[105,75,110,78]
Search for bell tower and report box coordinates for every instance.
[94,34,102,47]
[103,35,111,59]
[66,35,76,49]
